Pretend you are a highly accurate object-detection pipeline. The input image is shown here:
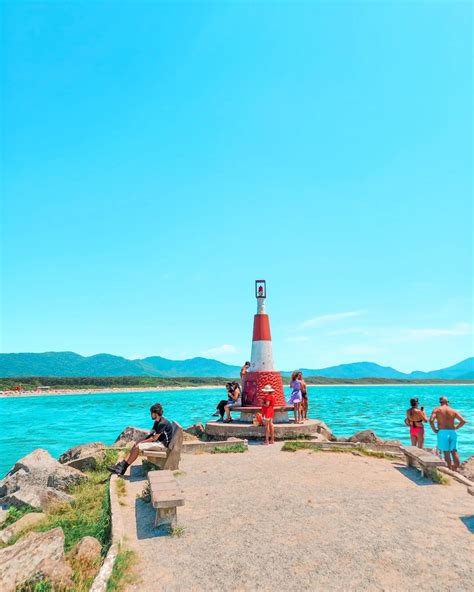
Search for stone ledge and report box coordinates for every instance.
[89,475,125,592]
[182,438,248,453]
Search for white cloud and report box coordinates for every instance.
[201,344,238,357]
[398,323,472,341]
[300,310,365,329]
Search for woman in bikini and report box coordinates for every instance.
[405,397,428,448]
[288,370,303,424]
[299,371,308,421]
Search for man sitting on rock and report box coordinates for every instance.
[107,403,173,476]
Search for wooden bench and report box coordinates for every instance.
[229,405,294,413]
[142,421,184,471]
[147,470,185,528]
[401,445,446,478]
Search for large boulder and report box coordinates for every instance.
[315,421,337,442]
[34,557,74,590]
[58,442,106,466]
[70,535,102,563]
[0,512,45,544]
[0,449,85,510]
[349,429,382,444]
[459,456,474,482]
[185,423,205,438]
[0,527,73,592]
[1,485,73,510]
[113,426,149,448]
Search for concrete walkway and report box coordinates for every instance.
[118,444,474,592]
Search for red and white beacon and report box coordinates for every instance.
[242,280,286,407]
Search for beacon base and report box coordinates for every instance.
[205,419,322,441]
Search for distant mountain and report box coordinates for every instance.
[0,352,472,380]
[0,352,240,378]
[297,362,408,380]
[407,357,474,380]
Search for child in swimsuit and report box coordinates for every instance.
[405,397,428,448]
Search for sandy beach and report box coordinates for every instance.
[119,444,474,592]
[1,382,471,399]
[0,385,224,399]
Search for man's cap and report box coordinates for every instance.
[261,384,275,393]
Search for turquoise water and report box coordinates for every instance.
[0,384,472,477]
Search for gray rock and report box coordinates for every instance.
[380,439,402,446]
[0,449,85,510]
[1,484,74,510]
[0,508,8,524]
[349,429,381,444]
[58,442,106,464]
[185,423,205,438]
[113,426,149,448]
[459,455,474,482]
[0,527,67,592]
[35,557,74,590]
[0,511,45,544]
[468,487,474,496]
[70,535,102,562]
[65,455,100,471]
[315,421,337,441]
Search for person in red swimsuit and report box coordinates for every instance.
[261,384,276,445]
[404,397,428,448]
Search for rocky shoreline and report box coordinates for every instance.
[1,422,473,591]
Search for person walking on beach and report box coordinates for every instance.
[404,397,428,448]
[288,370,303,424]
[261,384,276,445]
[429,396,467,471]
[107,402,173,476]
[299,372,308,420]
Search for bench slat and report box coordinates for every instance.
[144,451,168,459]
[230,405,293,412]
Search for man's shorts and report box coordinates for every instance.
[138,441,166,452]
[437,429,457,452]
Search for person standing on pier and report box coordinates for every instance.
[429,396,467,471]
[261,384,276,445]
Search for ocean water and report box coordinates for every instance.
[0,384,472,478]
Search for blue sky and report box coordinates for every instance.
[1,1,472,372]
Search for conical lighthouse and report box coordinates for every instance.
[242,280,286,407]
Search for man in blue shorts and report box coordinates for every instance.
[429,396,466,471]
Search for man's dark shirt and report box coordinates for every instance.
[151,416,173,448]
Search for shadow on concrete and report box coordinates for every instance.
[460,516,474,534]
[135,499,170,539]
[126,464,146,483]
[394,465,435,486]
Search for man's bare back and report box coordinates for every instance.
[430,405,464,430]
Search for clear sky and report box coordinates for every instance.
[1,1,472,372]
